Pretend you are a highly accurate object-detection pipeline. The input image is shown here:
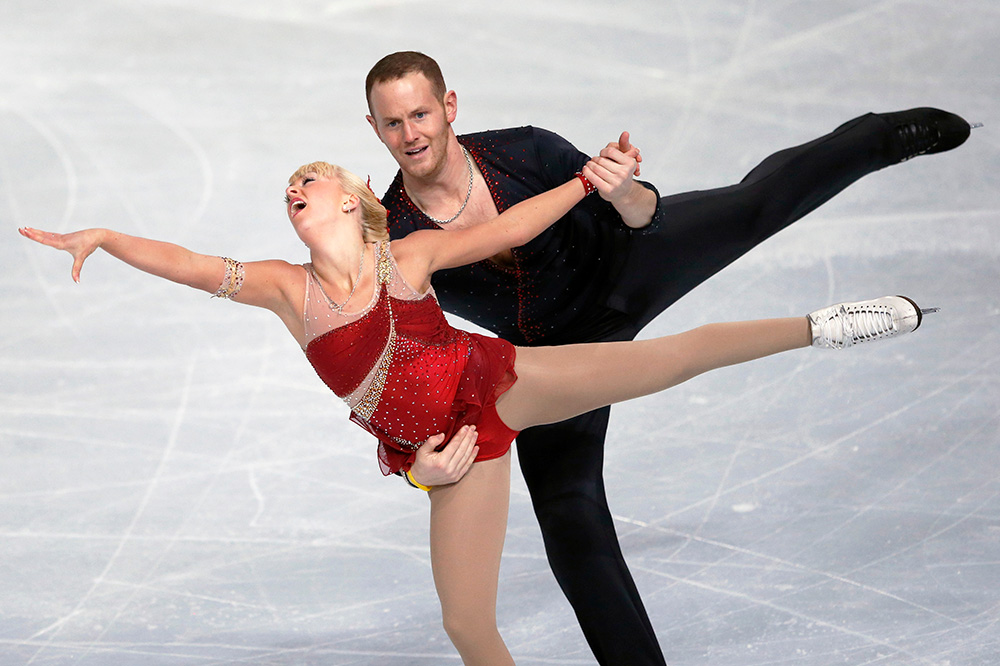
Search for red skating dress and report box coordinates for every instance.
[303,241,519,475]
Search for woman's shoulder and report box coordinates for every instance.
[383,239,433,297]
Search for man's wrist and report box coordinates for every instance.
[614,181,656,228]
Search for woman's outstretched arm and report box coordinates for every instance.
[390,154,632,288]
[393,177,587,278]
[18,227,300,317]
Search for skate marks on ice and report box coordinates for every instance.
[2,0,999,664]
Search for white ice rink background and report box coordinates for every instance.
[2,1,999,664]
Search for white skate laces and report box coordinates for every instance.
[808,295,931,349]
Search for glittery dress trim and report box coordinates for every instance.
[352,244,396,421]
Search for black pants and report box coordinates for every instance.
[515,113,898,665]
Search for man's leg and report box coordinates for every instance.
[620,111,967,327]
[509,110,967,664]
[516,408,667,666]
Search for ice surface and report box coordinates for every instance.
[2,1,998,664]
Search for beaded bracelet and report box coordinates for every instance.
[403,469,432,492]
[575,171,597,196]
[212,257,245,299]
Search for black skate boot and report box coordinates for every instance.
[879,108,972,164]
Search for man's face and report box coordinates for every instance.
[366,72,456,181]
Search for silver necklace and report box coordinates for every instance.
[313,245,366,313]
[422,146,473,226]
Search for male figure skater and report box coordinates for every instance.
[364,50,970,665]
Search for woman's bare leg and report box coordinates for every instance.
[429,452,514,665]
[497,317,811,432]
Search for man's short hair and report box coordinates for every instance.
[365,51,447,114]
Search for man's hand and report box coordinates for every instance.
[582,131,642,205]
[409,425,480,488]
[616,130,642,177]
[580,131,656,229]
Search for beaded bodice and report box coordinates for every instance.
[303,242,474,452]
[302,241,431,342]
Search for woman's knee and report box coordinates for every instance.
[440,606,501,651]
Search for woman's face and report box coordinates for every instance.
[284,172,347,239]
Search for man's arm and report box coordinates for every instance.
[583,131,656,229]
[407,425,480,488]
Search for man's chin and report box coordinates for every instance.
[399,155,437,179]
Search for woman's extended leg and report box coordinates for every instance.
[497,317,810,432]
[428,452,513,665]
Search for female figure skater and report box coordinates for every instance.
[20,160,928,665]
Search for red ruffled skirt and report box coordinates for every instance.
[354,331,519,476]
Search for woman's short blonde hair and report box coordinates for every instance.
[288,162,389,242]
